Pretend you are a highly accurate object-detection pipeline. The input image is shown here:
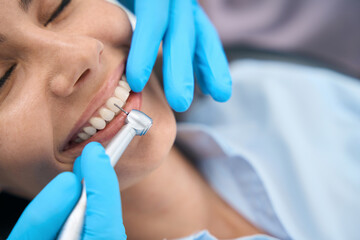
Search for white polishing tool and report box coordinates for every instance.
[57,105,152,240]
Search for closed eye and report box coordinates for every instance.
[0,65,16,89]
[45,0,72,26]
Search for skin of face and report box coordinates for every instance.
[0,0,176,199]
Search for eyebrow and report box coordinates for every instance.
[0,0,33,45]
[19,0,33,12]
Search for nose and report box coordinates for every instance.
[33,34,104,97]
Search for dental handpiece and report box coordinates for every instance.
[57,106,152,240]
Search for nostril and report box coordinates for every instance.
[98,42,104,64]
[99,49,103,64]
[75,69,91,87]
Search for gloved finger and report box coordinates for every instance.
[194,63,209,95]
[192,0,232,102]
[163,0,196,112]
[8,172,81,240]
[126,0,170,93]
[80,142,126,240]
[73,156,82,181]
[118,0,134,13]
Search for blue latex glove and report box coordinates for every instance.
[8,142,126,240]
[121,0,232,112]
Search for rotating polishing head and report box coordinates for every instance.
[114,104,152,136]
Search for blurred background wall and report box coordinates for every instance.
[200,0,360,78]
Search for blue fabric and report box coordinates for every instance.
[177,59,360,240]
[177,230,277,240]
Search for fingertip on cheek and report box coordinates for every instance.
[82,142,108,161]
[126,68,148,93]
[83,142,104,153]
[73,156,82,180]
[55,172,82,202]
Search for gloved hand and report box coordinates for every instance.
[121,0,232,112]
[8,142,126,240]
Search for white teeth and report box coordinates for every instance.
[73,78,131,145]
[119,80,131,92]
[83,126,97,136]
[99,107,115,122]
[89,117,106,130]
[78,132,90,140]
[106,97,124,113]
[115,87,130,102]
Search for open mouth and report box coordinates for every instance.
[62,63,142,155]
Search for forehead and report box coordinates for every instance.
[0,0,49,21]
[0,0,50,45]
[19,0,32,11]
[0,0,29,25]
[0,0,27,13]
[0,1,22,44]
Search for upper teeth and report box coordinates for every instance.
[106,97,124,113]
[76,75,131,142]
[99,107,115,121]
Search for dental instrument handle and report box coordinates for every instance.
[57,125,136,240]
[106,124,136,167]
[57,109,152,240]
[57,186,87,240]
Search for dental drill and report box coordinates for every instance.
[57,105,152,240]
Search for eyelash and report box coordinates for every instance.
[0,0,72,88]
[45,0,72,26]
[0,65,16,89]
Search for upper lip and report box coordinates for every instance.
[61,62,126,151]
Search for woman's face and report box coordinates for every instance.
[0,0,176,198]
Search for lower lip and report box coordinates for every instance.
[62,91,142,156]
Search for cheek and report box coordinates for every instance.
[114,76,177,189]
[115,117,177,190]
[0,103,63,198]
[0,132,62,198]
